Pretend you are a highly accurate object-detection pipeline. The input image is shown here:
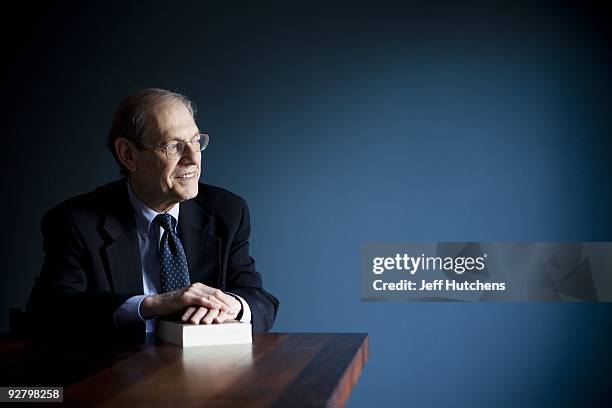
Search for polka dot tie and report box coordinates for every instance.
[154,213,190,293]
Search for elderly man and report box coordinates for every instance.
[27,88,278,336]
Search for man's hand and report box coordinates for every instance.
[181,290,242,325]
[139,283,240,323]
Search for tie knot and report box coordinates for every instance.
[154,213,176,232]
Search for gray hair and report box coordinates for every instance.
[107,88,196,176]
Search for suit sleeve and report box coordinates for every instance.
[27,208,142,338]
[225,199,279,333]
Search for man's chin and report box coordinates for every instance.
[175,185,199,201]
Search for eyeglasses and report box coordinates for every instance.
[137,133,209,160]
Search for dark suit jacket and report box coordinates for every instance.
[27,178,279,337]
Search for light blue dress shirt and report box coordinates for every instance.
[113,181,251,332]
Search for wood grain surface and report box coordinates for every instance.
[0,333,368,407]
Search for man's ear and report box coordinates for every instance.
[115,138,138,173]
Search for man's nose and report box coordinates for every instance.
[179,141,201,164]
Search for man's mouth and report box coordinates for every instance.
[175,172,197,179]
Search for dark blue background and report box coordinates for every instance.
[5,1,612,406]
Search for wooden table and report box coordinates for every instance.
[0,333,368,407]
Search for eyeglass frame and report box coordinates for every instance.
[132,132,209,160]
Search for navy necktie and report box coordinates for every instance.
[154,213,190,293]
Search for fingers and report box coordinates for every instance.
[188,307,209,325]
[180,291,229,313]
[194,285,240,315]
[204,288,237,313]
[181,306,196,322]
[215,291,241,312]
[180,285,237,314]
[202,308,220,325]
[181,307,231,325]
[199,294,233,314]
[213,311,230,323]
[150,287,237,318]
[207,294,236,314]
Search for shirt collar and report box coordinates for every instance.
[127,179,180,235]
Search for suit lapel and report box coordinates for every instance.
[99,180,221,293]
[178,199,223,288]
[101,180,143,294]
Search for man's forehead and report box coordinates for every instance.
[147,101,198,142]
[153,100,191,121]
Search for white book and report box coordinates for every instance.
[157,320,252,347]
